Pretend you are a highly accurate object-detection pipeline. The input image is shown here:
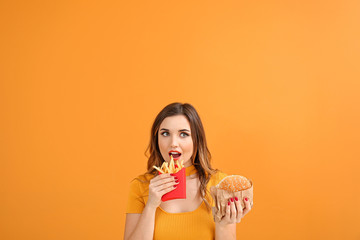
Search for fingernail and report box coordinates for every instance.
[235,197,238,201]
[228,201,231,205]
[230,198,234,202]
[245,198,248,201]
[175,180,179,183]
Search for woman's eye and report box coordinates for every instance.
[180,132,189,137]
[161,132,189,137]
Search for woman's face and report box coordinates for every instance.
[158,115,194,167]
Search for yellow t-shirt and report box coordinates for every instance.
[125,165,228,240]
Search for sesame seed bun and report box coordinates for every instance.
[216,175,252,192]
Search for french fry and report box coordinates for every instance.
[153,165,165,174]
[153,155,185,174]
[164,162,168,173]
[169,156,175,172]
[161,162,166,171]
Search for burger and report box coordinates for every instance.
[210,175,253,222]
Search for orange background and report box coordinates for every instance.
[1,0,359,239]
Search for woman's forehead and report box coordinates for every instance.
[159,115,190,130]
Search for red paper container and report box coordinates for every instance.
[158,167,186,201]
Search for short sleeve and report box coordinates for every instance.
[125,178,145,213]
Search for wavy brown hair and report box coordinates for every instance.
[134,102,219,213]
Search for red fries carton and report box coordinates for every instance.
[159,167,186,201]
[154,156,186,202]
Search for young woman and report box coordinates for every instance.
[124,102,252,240]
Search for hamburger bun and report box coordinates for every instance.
[217,175,252,192]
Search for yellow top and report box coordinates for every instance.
[125,165,228,240]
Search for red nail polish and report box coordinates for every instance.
[245,198,248,201]
[235,197,238,201]
[230,198,233,202]
[228,201,231,205]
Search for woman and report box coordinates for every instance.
[124,102,252,240]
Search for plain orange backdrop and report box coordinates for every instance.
[1,0,359,239]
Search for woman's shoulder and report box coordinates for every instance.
[213,169,228,178]
[126,172,156,213]
[208,169,229,186]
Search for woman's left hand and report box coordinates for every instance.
[217,197,253,226]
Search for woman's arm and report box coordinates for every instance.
[215,222,236,240]
[125,205,157,240]
[125,173,178,240]
[214,197,253,240]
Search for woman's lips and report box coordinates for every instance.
[168,150,182,154]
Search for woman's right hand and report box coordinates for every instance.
[147,173,179,209]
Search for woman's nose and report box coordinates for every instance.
[170,136,179,147]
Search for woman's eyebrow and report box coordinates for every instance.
[160,128,190,132]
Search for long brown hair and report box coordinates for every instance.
[135,102,219,212]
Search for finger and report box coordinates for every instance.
[153,177,177,188]
[151,173,171,184]
[242,197,251,216]
[229,198,236,222]
[157,181,179,192]
[159,184,178,195]
[224,200,231,222]
[153,175,177,187]
[234,197,243,223]
[157,173,173,181]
